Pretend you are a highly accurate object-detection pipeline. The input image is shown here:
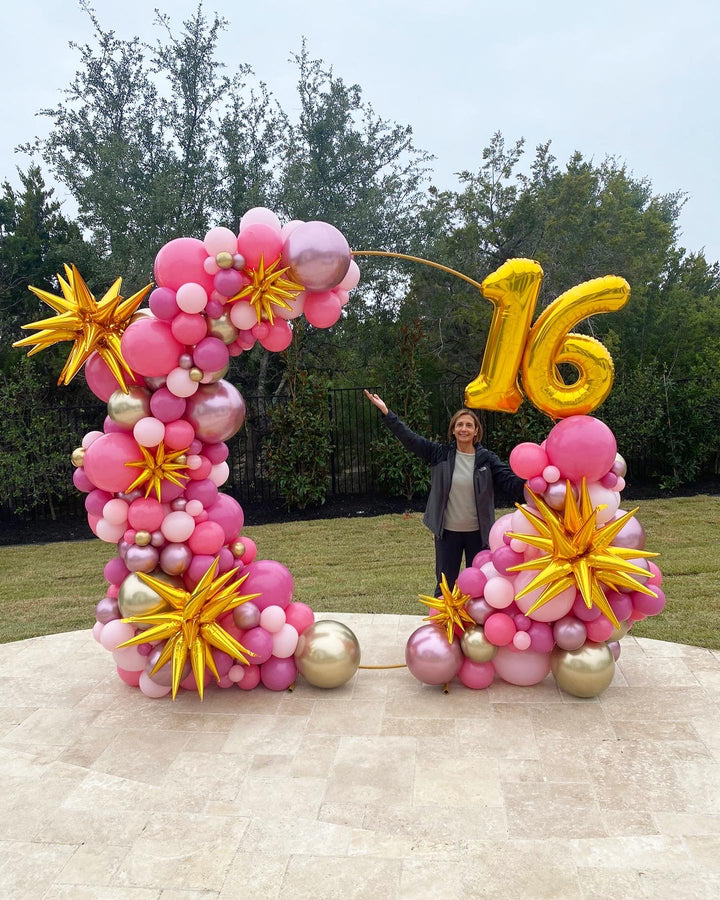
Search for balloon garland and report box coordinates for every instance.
[15,218,664,700]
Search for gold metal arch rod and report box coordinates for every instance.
[351,250,484,292]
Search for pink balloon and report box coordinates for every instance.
[102,498,129,526]
[514,570,576,622]
[609,510,646,551]
[483,613,516,646]
[239,559,294,611]
[184,553,215,588]
[188,520,225,555]
[101,619,136,651]
[273,291,306,321]
[282,221,351,291]
[572,593,602,622]
[154,237,214,293]
[259,319,293,352]
[85,488,113,516]
[242,626,274,664]
[166,367,200,398]
[204,226,238,256]
[104,557,129,586]
[647,561,663,586]
[237,223,283,270]
[488,513,513,551]
[138,671,172,698]
[116,666,142,687]
[238,537,257,564]
[458,658,495,690]
[260,605,286,633]
[161,510,196,543]
[121,319,184,377]
[84,351,142,401]
[134,417,165,448]
[472,550,493,569]
[184,478,218,508]
[405,624,463,685]
[149,388,187,423]
[260,656,297,691]
[96,518,127,543]
[607,590,633,622]
[491,545,524,576]
[83,432,144,493]
[204,495,244,542]
[509,442,549,479]
[303,291,342,328]
[553,616,587,651]
[338,259,360,291]
[545,416,617,483]
[229,300,258,331]
[240,207,282,233]
[184,380,246,443]
[237,664,261,690]
[193,337,229,371]
[149,286,179,320]
[527,621,554,653]
[585,616,615,642]
[285,601,315,634]
[73,467,94,492]
[466,597,493,625]
[271,623,299,658]
[163,419,195,451]
[631,587,666,616]
[171,312,208,345]
[484,577,515,610]
[492,647,552,686]
[456,567,487,599]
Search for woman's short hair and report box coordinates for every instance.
[448,408,483,445]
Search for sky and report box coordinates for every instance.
[3,0,719,262]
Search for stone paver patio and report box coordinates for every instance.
[1,613,720,898]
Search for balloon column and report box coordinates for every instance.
[406,416,665,698]
[14,208,362,699]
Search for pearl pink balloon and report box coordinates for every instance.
[492,647,552,686]
[553,616,587,651]
[184,380,246,443]
[83,432,144,493]
[303,291,342,328]
[405,624,463,685]
[121,319,184,377]
[282,221,351,291]
[154,237,214,293]
[545,415,617,483]
[609,510,646,550]
[466,597,493,625]
[125,544,160,573]
[160,542,193,575]
[233,601,261,630]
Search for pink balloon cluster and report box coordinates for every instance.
[138,207,358,374]
[406,416,665,692]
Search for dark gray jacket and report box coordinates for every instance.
[382,410,526,543]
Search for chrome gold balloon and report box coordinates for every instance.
[107,385,151,427]
[207,312,240,345]
[607,621,630,642]
[216,251,234,269]
[295,620,361,688]
[134,530,152,547]
[71,447,86,467]
[189,367,204,382]
[118,570,182,619]
[229,540,246,558]
[460,625,497,663]
[551,641,615,698]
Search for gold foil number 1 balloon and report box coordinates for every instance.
[464,258,630,418]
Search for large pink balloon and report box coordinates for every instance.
[281,221,351,291]
[405,624,462,685]
[545,416,617,483]
[184,380,246,443]
[83,432,144,493]
[154,237,214,293]
[206,494,244,542]
[492,646,552,685]
[241,560,294,611]
[121,319,184,377]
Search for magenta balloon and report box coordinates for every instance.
[527,620,554,653]
[241,559,294,611]
[204,443,229,465]
[83,432,144,493]
[149,388,187,423]
[184,380,246,443]
[242,626,274,664]
[73,467,94,492]
[606,590,633,622]
[184,478,219,507]
[631,587,666,616]
[103,557,130,585]
[185,554,216,588]
[572,593,602,622]
[193,337,230,371]
[85,488,113,517]
[609,510,646,551]
[260,656,298,691]
[154,237,214,293]
[84,352,141,401]
[545,416,617,483]
[213,269,246,297]
[206,494,244,542]
[455,567,487,599]
[149,287,179,320]
[472,550,493,569]
[491,545,525,576]
[552,616,587,651]
[233,601,261,630]
[492,646,552,686]
[121,319,184,377]
[281,221,351,291]
[458,658,495,690]
[405,624,463,685]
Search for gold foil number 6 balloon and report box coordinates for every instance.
[464,258,630,418]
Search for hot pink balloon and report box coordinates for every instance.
[458,658,495,690]
[456,567,487,599]
[121,319,184,377]
[84,352,142,401]
[149,286,179,321]
[586,616,615,642]
[631,587,666,616]
[303,291,342,328]
[241,559,294,611]
[242,626,274,664]
[188,520,225,555]
[282,221,351,291]
[260,656,297,691]
[285,601,315,635]
[154,237,214,293]
[259,319,293,352]
[206,494,244,542]
[545,415,617,483]
[483,613,516,646]
[193,337,229,371]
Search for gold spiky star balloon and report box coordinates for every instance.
[13,264,151,389]
[230,255,304,324]
[124,442,190,500]
[118,559,260,699]
[506,480,659,627]
[418,573,475,643]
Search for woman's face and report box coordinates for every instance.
[453,415,478,445]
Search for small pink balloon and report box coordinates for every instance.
[163,419,195,450]
[238,537,257,564]
[466,597,493,625]
[514,570,575,622]
[303,291,342,328]
[160,542,193,576]
[527,621,554,653]
[553,616,587,651]
[458,658,495,690]
[133,417,165,448]
[631,587,666,617]
[87,489,115,517]
[647,561,663,586]
[472,549,493,569]
[284,601,315,634]
[194,337,230,371]
[509,442,549,479]
[488,513,513,551]
[492,646,551,686]
[229,300,258,331]
[166,367,200,398]
[483,612,516,646]
[138,671,172,698]
[273,291,306,321]
[149,287,179,321]
[528,476,547,494]
[84,352,143,402]
[233,601,261,630]
[149,388,187,423]
[204,226,238,256]
[161,510,196,543]
[542,465,560,484]
[513,631,532,651]
[491,545,524,576]
[271,623,299,658]
[96,518,127,543]
[572,593,602,622]
[240,207,282,232]
[176,282,208,314]
[213,269,246,297]
[237,664,261,690]
[607,590,633,622]
[101,619,136,651]
[102,498,129,526]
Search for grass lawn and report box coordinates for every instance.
[1,495,718,648]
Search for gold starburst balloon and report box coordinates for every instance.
[124,442,190,499]
[506,480,659,627]
[418,573,475,644]
[13,264,151,389]
[230,255,304,324]
[118,559,260,699]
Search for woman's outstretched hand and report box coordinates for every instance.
[364,390,388,416]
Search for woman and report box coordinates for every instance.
[364,390,526,595]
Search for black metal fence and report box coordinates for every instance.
[2,383,480,522]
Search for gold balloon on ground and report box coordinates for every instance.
[295,620,361,688]
[551,642,616,698]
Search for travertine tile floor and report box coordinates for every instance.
[1,613,720,899]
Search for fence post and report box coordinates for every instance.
[327,390,337,495]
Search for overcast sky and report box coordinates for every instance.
[3,0,719,263]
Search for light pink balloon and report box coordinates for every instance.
[166,367,200,398]
[273,291,306,320]
[586,482,620,523]
[161,510,196,543]
[133,417,165,448]
[492,646,552,685]
[488,513,513,551]
[229,300,258,330]
[338,259,360,291]
[542,465,560,483]
[203,226,238,256]
[209,461,230,486]
[102,499,129,526]
[138,671,172,698]
[154,237,214,293]
[484,576,515,609]
[513,631,532,651]
[260,605,286,633]
[239,207,282,233]
[514,570,576,622]
[96,518,127,543]
[272,623,299,658]
[100,619,136,651]
[176,282,208,314]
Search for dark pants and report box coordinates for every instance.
[433,529,487,596]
